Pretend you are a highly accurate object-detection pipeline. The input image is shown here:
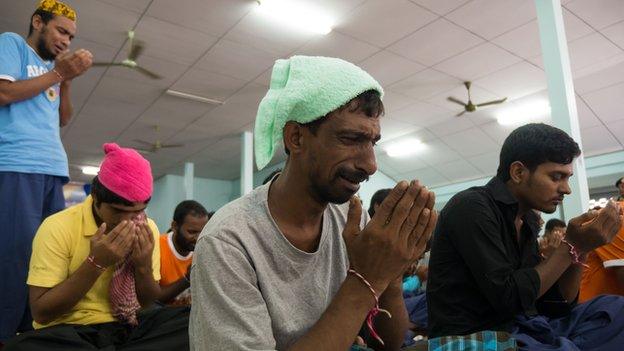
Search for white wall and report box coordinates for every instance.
[148,174,234,231]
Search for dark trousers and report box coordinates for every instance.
[0,172,65,341]
[513,295,624,350]
[4,306,190,350]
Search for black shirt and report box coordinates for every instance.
[427,177,570,337]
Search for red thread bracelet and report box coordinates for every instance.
[561,238,588,268]
[87,255,105,271]
[348,268,392,346]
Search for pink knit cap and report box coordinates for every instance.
[98,143,153,202]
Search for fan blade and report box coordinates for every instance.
[136,148,153,155]
[133,139,154,147]
[128,40,145,62]
[447,96,468,107]
[475,97,507,107]
[133,66,162,80]
[456,110,467,117]
[161,144,184,149]
[92,62,125,67]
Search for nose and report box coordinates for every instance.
[355,144,377,176]
[561,180,571,195]
[60,36,70,49]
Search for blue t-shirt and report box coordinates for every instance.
[0,32,68,179]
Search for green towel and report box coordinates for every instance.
[254,55,383,170]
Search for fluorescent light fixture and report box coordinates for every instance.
[82,166,100,176]
[165,89,224,105]
[257,0,333,35]
[383,138,426,158]
[496,100,551,126]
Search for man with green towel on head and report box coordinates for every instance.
[189,55,437,351]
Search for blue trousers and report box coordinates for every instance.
[0,172,65,341]
[512,295,624,350]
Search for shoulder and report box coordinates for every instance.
[39,205,81,233]
[146,218,160,236]
[0,32,25,47]
[197,190,266,246]
[444,186,492,214]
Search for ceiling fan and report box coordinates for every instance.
[134,125,184,153]
[447,81,507,117]
[92,31,162,79]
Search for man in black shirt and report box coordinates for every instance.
[428,123,624,349]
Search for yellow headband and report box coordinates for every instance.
[37,0,76,21]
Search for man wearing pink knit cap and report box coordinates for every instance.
[4,143,190,350]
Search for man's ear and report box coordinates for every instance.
[509,161,528,184]
[31,14,44,33]
[283,121,304,156]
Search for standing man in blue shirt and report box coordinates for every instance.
[0,0,93,342]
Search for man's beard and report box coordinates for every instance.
[37,29,56,61]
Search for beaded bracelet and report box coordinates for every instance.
[561,238,589,268]
[348,268,392,346]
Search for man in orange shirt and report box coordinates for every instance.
[157,200,211,305]
[580,202,624,302]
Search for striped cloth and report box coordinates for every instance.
[403,331,517,351]
[109,259,141,326]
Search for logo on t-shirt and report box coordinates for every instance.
[26,64,49,78]
[46,87,58,102]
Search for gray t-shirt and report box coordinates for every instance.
[190,183,366,350]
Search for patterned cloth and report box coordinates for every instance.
[403,331,517,351]
[109,259,141,326]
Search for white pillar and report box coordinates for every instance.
[535,0,590,219]
[184,162,194,200]
[241,131,253,196]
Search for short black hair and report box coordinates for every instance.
[91,176,151,207]
[173,200,209,225]
[368,188,391,217]
[284,89,384,155]
[29,9,55,37]
[545,218,566,232]
[496,123,581,182]
[615,177,624,188]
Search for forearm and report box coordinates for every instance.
[556,262,582,302]
[369,281,409,351]
[59,80,73,127]
[287,275,376,351]
[30,260,102,324]
[157,278,190,304]
[0,71,61,106]
[134,264,161,307]
[535,244,573,297]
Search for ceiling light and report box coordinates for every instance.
[82,166,100,176]
[257,0,333,35]
[383,138,426,158]
[165,89,224,105]
[496,100,551,126]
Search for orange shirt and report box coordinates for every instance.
[580,216,624,302]
[159,232,193,287]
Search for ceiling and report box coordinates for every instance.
[1,0,623,186]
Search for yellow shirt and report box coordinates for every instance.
[28,195,161,329]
